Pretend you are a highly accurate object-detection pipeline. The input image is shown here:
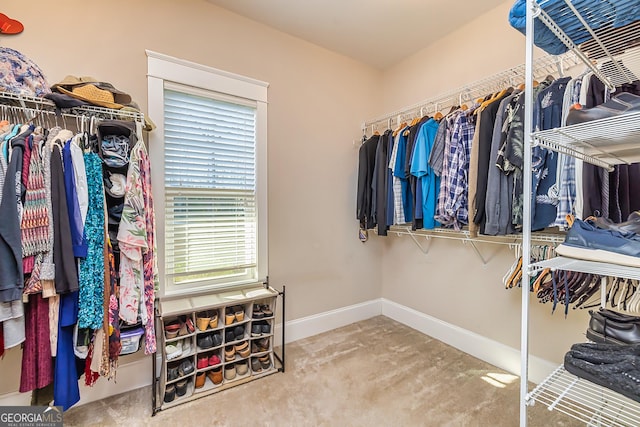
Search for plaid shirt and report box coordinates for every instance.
[435,111,475,229]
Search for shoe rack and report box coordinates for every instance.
[519,1,640,426]
[151,283,284,413]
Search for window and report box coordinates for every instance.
[147,51,268,297]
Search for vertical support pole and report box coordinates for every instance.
[281,284,286,373]
[520,0,535,426]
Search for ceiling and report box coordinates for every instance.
[207,0,507,70]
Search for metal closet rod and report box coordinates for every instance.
[361,51,581,132]
[0,92,146,124]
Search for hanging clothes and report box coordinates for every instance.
[356,134,379,229]
[410,118,440,229]
[117,136,157,355]
[77,152,105,329]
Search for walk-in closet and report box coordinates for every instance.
[1,1,640,426]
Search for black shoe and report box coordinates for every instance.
[564,350,640,403]
[261,321,271,334]
[251,324,262,337]
[176,379,188,396]
[197,334,213,349]
[212,332,223,347]
[234,325,245,338]
[568,342,640,364]
[225,330,235,343]
[587,309,640,345]
[164,384,176,403]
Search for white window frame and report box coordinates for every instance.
[147,50,269,298]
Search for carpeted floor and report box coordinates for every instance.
[64,316,581,426]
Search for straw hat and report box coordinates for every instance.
[57,84,124,109]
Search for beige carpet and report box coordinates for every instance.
[64,316,580,426]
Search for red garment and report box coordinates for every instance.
[19,294,53,392]
[0,323,4,357]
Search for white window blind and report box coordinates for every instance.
[163,86,258,287]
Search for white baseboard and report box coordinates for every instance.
[381,298,557,384]
[0,298,555,408]
[0,357,152,408]
[274,299,382,344]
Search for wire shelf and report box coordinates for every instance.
[0,91,145,123]
[530,256,640,281]
[532,111,640,171]
[362,51,580,131]
[527,365,640,427]
[387,225,565,245]
[534,0,640,90]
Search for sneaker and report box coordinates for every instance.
[166,341,183,360]
[566,92,640,125]
[555,218,640,267]
[590,211,640,235]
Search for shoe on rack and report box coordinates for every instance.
[166,341,183,360]
[209,311,219,329]
[261,305,273,317]
[564,350,640,403]
[236,360,249,376]
[590,211,640,235]
[567,342,640,364]
[225,345,236,362]
[587,309,640,345]
[566,92,640,125]
[178,358,194,377]
[212,332,223,347]
[195,372,206,389]
[182,338,192,355]
[176,379,188,397]
[233,325,245,339]
[197,354,209,370]
[196,311,211,331]
[251,357,262,373]
[252,304,264,319]
[258,354,271,370]
[208,366,223,385]
[225,330,235,343]
[225,308,236,325]
[555,218,640,267]
[261,321,271,335]
[234,306,245,322]
[167,363,180,381]
[197,334,213,350]
[235,341,250,358]
[164,384,176,403]
[209,354,221,366]
[251,324,262,337]
[164,320,180,339]
[225,363,237,380]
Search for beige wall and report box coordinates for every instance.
[0,0,384,395]
[0,0,590,401]
[378,0,589,364]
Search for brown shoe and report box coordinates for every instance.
[225,345,236,362]
[195,372,206,389]
[209,311,219,329]
[207,367,223,385]
[235,341,250,358]
[196,312,210,331]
